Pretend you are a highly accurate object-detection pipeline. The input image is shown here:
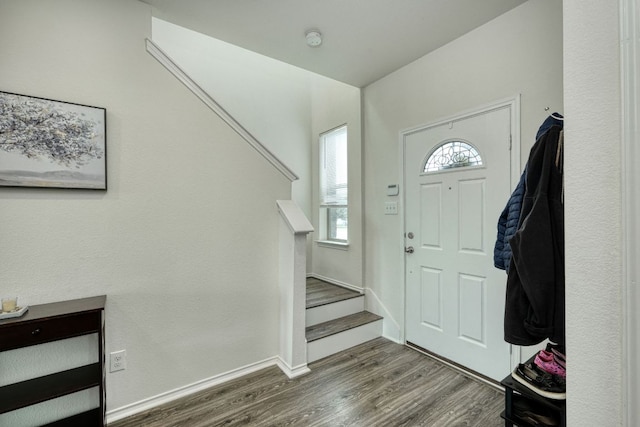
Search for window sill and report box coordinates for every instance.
[316,240,350,250]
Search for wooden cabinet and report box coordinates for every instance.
[0,295,106,426]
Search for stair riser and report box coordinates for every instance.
[306,296,365,327]
[307,320,383,363]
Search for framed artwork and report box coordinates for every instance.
[0,91,106,190]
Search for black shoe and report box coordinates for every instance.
[547,343,567,364]
[512,362,566,400]
[512,396,560,426]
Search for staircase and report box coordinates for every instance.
[305,277,383,363]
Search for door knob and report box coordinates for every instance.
[405,246,414,254]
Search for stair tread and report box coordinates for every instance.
[305,311,383,342]
[306,278,362,309]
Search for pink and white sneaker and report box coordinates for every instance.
[534,350,566,379]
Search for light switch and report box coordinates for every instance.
[384,201,398,215]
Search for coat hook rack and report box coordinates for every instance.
[545,107,564,121]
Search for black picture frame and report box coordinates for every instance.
[0,91,107,190]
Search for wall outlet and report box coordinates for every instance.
[384,201,398,215]
[110,350,127,372]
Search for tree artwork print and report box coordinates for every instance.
[0,92,106,189]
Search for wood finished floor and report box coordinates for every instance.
[305,277,361,309]
[109,338,504,427]
[305,311,383,342]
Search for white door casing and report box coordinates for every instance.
[403,102,516,381]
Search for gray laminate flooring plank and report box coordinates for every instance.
[108,338,504,427]
[305,278,361,309]
[305,311,382,341]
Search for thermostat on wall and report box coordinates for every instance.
[387,184,399,196]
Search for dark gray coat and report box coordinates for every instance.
[504,125,565,346]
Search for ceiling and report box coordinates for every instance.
[139,0,527,88]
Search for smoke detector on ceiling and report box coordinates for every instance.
[305,30,322,47]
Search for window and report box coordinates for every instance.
[319,125,348,243]
[424,140,483,173]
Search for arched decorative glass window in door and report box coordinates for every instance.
[423,140,483,173]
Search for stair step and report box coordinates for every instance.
[305,278,383,363]
[306,294,365,327]
[306,311,383,342]
[306,311,383,363]
[306,278,361,309]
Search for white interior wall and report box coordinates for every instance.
[0,0,627,425]
[0,0,291,424]
[310,81,363,287]
[151,18,313,218]
[362,0,563,341]
[563,1,623,425]
[152,18,364,286]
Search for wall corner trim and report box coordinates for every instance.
[620,0,639,424]
[145,38,299,182]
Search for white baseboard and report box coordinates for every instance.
[382,333,403,345]
[307,273,363,293]
[365,287,402,342]
[106,356,284,423]
[276,357,311,379]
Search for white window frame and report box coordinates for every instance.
[423,139,484,173]
[318,125,348,247]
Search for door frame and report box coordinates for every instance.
[400,95,522,370]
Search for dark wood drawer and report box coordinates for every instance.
[0,311,100,351]
[0,363,102,414]
[42,407,103,426]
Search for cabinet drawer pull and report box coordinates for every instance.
[31,328,41,336]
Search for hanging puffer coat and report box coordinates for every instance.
[494,172,525,271]
[504,125,565,346]
[493,114,564,272]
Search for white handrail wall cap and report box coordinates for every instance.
[277,200,314,234]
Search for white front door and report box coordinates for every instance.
[404,105,512,381]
